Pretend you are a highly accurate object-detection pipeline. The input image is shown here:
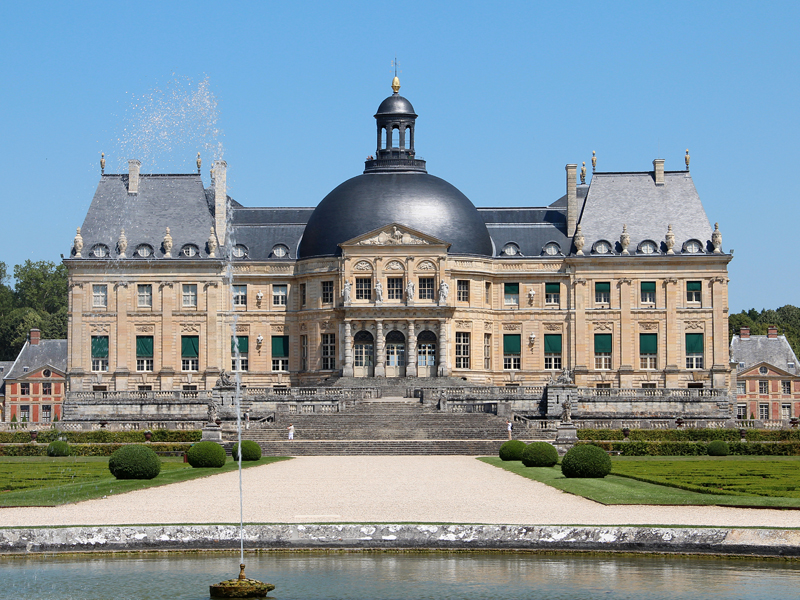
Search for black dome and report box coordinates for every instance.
[376,94,416,116]
[297,172,493,258]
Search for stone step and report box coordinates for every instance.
[229,439,520,456]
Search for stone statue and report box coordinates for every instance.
[527,288,535,305]
[215,370,234,388]
[562,398,572,423]
[580,162,586,185]
[163,227,173,257]
[207,227,218,258]
[375,280,384,303]
[712,222,722,254]
[73,227,84,257]
[556,368,573,385]
[343,281,352,304]
[574,225,585,255]
[207,399,219,424]
[439,281,449,304]
[406,281,415,301]
[665,224,675,255]
[117,229,128,258]
[620,224,630,255]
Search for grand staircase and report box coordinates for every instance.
[225,397,551,456]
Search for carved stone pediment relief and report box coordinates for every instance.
[594,322,613,331]
[90,324,110,333]
[639,322,659,331]
[355,226,430,246]
[320,321,332,331]
[300,323,307,331]
[485,321,493,330]
[271,324,285,333]
[135,325,155,333]
[685,321,704,330]
[385,260,404,271]
[181,323,200,333]
[455,320,472,329]
[503,323,521,331]
[416,261,435,271]
[543,323,562,331]
[235,324,249,333]
[353,260,373,271]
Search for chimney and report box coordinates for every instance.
[128,159,141,194]
[739,327,750,339]
[213,160,228,246]
[768,326,778,339]
[566,164,577,237]
[29,328,40,346]
[653,158,665,186]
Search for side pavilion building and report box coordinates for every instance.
[64,78,733,416]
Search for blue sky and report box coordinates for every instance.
[1,0,797,312]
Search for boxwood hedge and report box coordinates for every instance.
[232,440,262,461]
[187,441,227,468]
[522,442,559,467]
[499,440,526,461]
[561,444,612,478]
[108,444,161,479]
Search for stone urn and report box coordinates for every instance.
[144,430,152,442]
[790,418,799,429]
[30,430,38,443]
[622,427,630,439]
[215,418,222,426]
[675,417,684,428]
[739,428,748,441]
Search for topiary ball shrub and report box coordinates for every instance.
[187,441,227,468]
[499,440,526,461]
[108,444,161,480]
[522,442,559,467]
[232,440,262,461]
[707,440,730,456]
[47,440,71,457]
[561,444,612,478]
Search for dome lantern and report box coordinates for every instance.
[366,77,426,173]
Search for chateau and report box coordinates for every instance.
[64,77,732,409]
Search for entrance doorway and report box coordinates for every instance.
[417,330,437,377]
[385,330,406,377]
[353,330,374,377]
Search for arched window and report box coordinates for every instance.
[417,330,437,343]
[386,330,405,343]
[354,330,374,343]
[381,128,387,149]
[392,127,400,148]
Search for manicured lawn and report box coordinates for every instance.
[479,456,800,508]
[0,456,290,507]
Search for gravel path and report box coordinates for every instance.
[1,456,798,528]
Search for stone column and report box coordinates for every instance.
[375,320,386,377]
[572,279,588,378]
[406,320,417,377]
[437,320,450,377]
[710,277,729,388]
[343,321,354,377]
[664,278,679,386]
[618,278,633,387]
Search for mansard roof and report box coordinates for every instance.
[730,334,799,376]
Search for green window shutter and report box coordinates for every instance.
[91,336,109,358]
[503,334,521,354]
[504,283,519,295]
[594,333,612,353]
[685,333,704,354]
[272,335,289,358]
[640,282,656,293]
[544,334,562,353]
[545,283,560,293]
[181,336,199,358]
[639,333,657,354]
[231,336,249,354]
[136,336,154,358]
[687,281,702,291]
[595,282,610,293]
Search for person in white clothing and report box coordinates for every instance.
[506,420,513,440]
[287,424,295,440]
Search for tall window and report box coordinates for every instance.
[419,277,435,300]
[457,280,470,302]
[181,335,199,371]
[687,281,701,303]
[485,282,491,305]
[42,382,52,395]
[781,403,791,420]
[595,282,610,304]
[737,381,746,395]
[93,284,108,308]
[41,405,51,423]
[455,332,470,369]
[759,403,770,420]
[418,331,437,367]
[783,381,792,395]
[639,333,657,370]
[233,285,247,307]
[20,383,30,395]
[322,281,334,304]
[300,283,306,306]
[759,380,769,394]
[321,333,336,370]
[301,335,308,371]
[504,283,519,306]
[231,336,249,371]
[503,334,521,370]
[136,336,154,372]
[137,284,152,308]
[736,403,747,419]
[545,283,560,306]
[272,284,287,306]
[20,405,30,422]
[272,335,289,371]
[641,281,656,304]
[685,333,704,369]
[182,284,198,308]
[594,333,612,370]
[387,277,403,300]
[484,333,492,370]
[91,335,109,372]
[544,334,562,370]
[355,277,372,300]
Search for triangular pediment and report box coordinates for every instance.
[739,361,794,378]
[17,364,65,381]
[340,223,451,248]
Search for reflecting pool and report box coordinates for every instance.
[1,552,798,600]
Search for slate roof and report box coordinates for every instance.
[730,335,799,375]
[0,361,14,395]
[77,174,215,259]
[577,171,714,255]
[4,340,68,380]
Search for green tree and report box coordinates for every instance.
[13,260,68,314]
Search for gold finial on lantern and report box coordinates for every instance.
[391,56,401,93]
[685,148,690,171]
[591,150,597,173]
[100,153,105,174]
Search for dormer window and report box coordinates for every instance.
[135,244,153,258]
[502,243,520,256]
[543,242,561,256]
[232,244,248,258]
[683,239,703,254]
[272,244,289,258]
[593,240,612,254]
[638,240,658,254]
[91,244,109,258]
[181,244,199,257]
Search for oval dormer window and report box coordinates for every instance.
[181,244,199,257]
[638,240,658,254]
[683,239,703,254]
[759,366,768,375]
[502,243,520,256]
[43,369,51,377]
[91,244,109,258]
[136,244,153,258]
[232,244,248,258]
[593,240,612,254]
[272,244,289,258]
[543,242,561,256]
